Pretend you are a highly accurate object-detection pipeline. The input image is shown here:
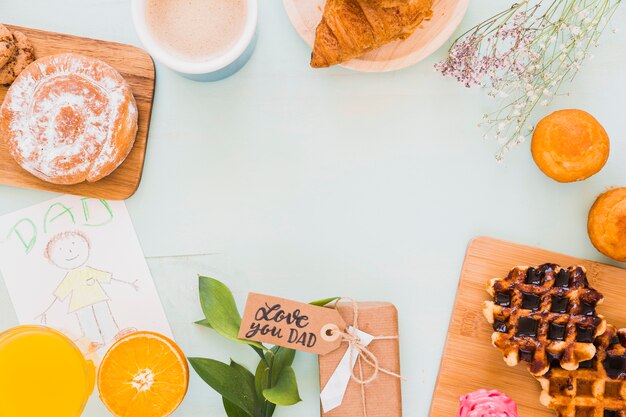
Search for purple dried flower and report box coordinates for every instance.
[436,0,622,159]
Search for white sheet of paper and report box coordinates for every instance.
[0,195,172,361]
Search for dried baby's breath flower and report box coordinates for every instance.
[436,0,621,160]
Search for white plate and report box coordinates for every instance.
[283,0,470,72]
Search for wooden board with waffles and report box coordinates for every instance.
[430,236,626,417]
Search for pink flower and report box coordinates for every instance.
[457,389,519,417]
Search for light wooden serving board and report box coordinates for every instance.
[0,25,155,200]
[282,0,469,72]
[429,237,626,417]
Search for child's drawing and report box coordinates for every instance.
[37,231,139,351]
[0,195,172,361]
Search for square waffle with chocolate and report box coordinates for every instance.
[536,324,626,417]
[483,264,606,376]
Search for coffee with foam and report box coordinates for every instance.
[146,0,247,63]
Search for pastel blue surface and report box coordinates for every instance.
[1,1,626,416]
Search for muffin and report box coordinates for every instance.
[531,109,609,182]
[588,188,626,261]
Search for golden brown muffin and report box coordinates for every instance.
[588,188,626,262]
[0,53,138,185]
[531,109,609,183]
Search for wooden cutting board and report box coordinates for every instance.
[429,237,626,417]
[282,0,469,72]
[0,24,155,200]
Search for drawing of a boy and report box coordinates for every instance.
[38,231,138,350]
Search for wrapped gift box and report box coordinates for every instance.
[318,301,402,417]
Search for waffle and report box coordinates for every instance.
[483,264,606,376]
[536,324,626,417]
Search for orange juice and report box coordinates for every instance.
[0,326,95,417]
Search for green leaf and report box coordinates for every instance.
[223,398,250,417]
[270,347,295,385]
[194,318,213,328]
[188,357,257,417]
[254,360,277,416]
[262,366,302,406]
[254,359,269,400]
[266,402,277,416]
[251,346,267,361]
[251,349,273,417]
[198,276,265,350]
[255,346,298,398]
[309,297,339,307]
[255,348,296,415]
[229,360,260,415]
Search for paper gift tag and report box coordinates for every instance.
[239,293,346,355]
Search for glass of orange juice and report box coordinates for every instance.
[0,325,95,417]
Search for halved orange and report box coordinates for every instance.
[97,331,189,417]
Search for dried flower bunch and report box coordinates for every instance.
[436,0,621,159]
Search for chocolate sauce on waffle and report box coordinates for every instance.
[495,292,511,307]
[577,326,596,343]
[493,319,507,333]
[555,269,571,287]
[549,323,566,341]
[522,293,542,310]
[483,263,606,377]
[551,296,569,313]
[517,317,539,337]
[525,267,542,285]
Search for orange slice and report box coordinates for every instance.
[97,331,189,417]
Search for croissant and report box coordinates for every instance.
[311,0,433,68]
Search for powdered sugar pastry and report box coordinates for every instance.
[0,53,138,185]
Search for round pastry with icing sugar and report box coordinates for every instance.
[0,53,138,185]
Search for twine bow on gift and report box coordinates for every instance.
[319,297,405,416]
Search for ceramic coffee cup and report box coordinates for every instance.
[131,0,258,81]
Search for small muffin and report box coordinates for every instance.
[588,188,626,261]
[531,109,609,182]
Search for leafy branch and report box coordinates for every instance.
[188,276,337,417]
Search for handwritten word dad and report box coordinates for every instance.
[239,293,345,355]
[6,198,114,254]
[245,302,316,348]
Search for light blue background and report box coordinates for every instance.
[2,1,626,416]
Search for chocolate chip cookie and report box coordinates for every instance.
[0,31,35,85]
[0,24,16,68]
